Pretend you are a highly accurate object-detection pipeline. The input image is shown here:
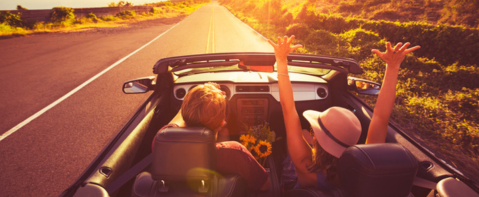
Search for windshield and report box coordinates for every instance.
[173,63,332,76]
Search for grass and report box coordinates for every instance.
[0,1,209,38]
[220,0,479,182]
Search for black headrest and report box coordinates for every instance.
[338,143,418,197]
[151,127,216,181]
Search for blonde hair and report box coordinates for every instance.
[181,82,226,131]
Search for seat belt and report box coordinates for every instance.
[105,153,152,194]
[413,177,437,190]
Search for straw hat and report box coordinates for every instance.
[303,107,362,158]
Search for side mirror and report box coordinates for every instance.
[348,77,381,95]
[122,76,156,94]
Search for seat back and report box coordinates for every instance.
[132,127,248,197]
[337,143,418,197]
[151,127,216,182]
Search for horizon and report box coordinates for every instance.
[0,0,167,10]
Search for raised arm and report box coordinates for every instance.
[268,36,317,185]
[366,42,420,144]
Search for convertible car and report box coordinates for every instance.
[61,53,479,197]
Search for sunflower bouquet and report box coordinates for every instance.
[239,122,277,166]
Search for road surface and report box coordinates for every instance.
[0,2,273,196]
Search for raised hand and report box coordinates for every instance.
[372,42,420,69]
[366,42,420,144]
[268,35,303,62]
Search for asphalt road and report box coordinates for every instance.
[0,2,272,196]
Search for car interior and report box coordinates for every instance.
[68,53,479,197]
[127,74,425,197]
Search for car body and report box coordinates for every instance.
[61,52,479,197]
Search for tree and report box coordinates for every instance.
[17,5,28,10]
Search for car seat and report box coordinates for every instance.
[284,143,418,197]
[132,127,247,197]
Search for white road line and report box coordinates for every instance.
[0,23,179,142]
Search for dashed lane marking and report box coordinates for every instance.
[206,7,215,53]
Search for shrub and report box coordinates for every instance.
[116,10,136,19]
[339,28,385,60]
[305,30,339,55]
[283,12,293,25]
[0,12,23,27]
[149,1,174,7]
[371,10,402,21]
[310,14,356,34]
[365,0,390,6]
[109,1,134,7]
[50,7,75,23]
[285,23,310,41]
[340,28,381,46]
[306,30,337,46]
[86,13,99,22]
[295,3,316,24]
[100,16,118,21]
[0,22,15,32]
[338,2,362,13]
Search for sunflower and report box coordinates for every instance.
[240,134,256,148]
[254,140,272,158]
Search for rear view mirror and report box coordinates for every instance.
[348,77,381,95]
[122,76,156,94]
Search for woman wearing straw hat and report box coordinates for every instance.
[268,35,420,189]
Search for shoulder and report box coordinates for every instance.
[216,141,249,153]
[158,123,179,132]
[215,141,257,161]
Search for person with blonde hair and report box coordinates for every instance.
[268,35,420,189]
[153,82,270,191]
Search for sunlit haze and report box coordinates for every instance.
[0,0,166,10]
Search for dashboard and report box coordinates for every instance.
[173,72,329,102]
[171,72,332,130]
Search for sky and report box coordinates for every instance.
[0,0,166,10]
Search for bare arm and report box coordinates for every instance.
[268,36,316,186]
[366,42,420,144]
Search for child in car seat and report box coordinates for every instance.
[268,35,420,190]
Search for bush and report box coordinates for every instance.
[86,13,99,22]
[340,28,381,46]
[337,29,385,59]
[0,12,23,27]
[116,10,136,19]
[50,7,75,23]
[310,14,358,34]
[283,12,293,25]
[295,3,316,24]
[108,1,134,7]
[338,2,362,13]
[100,16,118,21]
[304,13,479,66]
[306,30,337,46]
[305,30,340,55]
[371,10,402,21]
[285,23,310,41]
